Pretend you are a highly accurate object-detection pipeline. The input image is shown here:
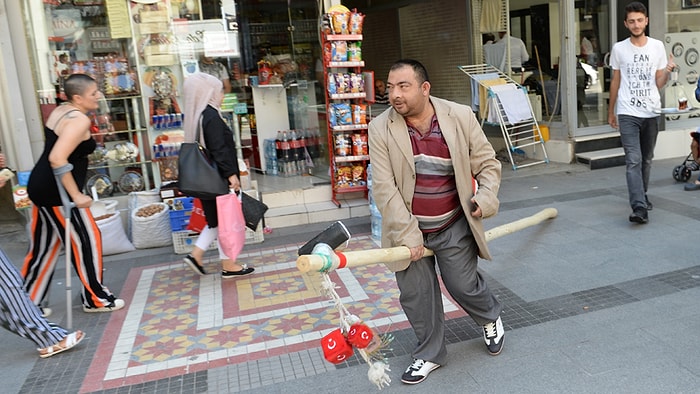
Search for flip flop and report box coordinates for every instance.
[38,330,85,358]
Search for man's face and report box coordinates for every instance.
[375,81,386,95]
[386,66,430,117]
[624,11,648,38]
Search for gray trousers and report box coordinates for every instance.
[395,215,501,366]
[618,114,659,210]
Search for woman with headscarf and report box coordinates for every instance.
[181,73,254,278]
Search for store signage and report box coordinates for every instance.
[104,0,132,39]
[50,9,83,39]
[172,19,240,58]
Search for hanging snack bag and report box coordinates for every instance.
[323,42,333,65]
[335,134,351,156]
[351,164,365,186]
[336,103,353,125]
[349,11,365,35]
[328,73,338,95]
[352,104,367,124]
[332,11,350,34]
[336,165,352,188]
[337,73,349,94]
[328,104,338,127]
[349,73,364,93]
[331,41,348,62]
[348,42,362,62]
[321,13,333,35]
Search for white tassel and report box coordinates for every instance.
[367,361,391,390]
[316,256,393,388]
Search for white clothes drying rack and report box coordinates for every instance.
[459,64,549,170]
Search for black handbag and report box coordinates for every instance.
[177,118,229,199]
[240,191,268,231]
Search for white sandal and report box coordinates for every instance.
[38,330,85,358]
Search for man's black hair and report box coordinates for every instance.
[625,1,647,19]
[390,59,430,84]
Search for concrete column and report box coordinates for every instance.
[0,0,44,172]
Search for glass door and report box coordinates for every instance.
[575,0,611,130]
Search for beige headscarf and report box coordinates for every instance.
[182,72,225,144]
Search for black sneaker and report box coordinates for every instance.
[628,207,648,224]
[483,316,505,355]
[184,254,207,275]
[645,196,653,211]
[401,358,440,384]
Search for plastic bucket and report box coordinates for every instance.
[534,124,549,142]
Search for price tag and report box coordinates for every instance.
[233,103,248,115]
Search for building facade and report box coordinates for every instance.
[0,0,696,197]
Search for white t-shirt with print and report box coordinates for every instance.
[610,37,667,118]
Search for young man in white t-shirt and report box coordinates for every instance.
[607,1,675,224]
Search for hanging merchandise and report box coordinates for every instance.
[257,60,272,85]
[307,241,393,389]
[335,133,351,156]
[322,7,369,206]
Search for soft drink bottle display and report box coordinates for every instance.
[275,130,282,161]
[290,130,300,163]
[281,131,291,162]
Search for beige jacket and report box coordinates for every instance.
[368,96,501,272]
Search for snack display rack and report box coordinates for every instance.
[322,28,369,207]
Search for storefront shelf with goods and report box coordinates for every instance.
[86,95,151,196]
[321,10,369,207]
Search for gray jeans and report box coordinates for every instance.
[395,215,501,365]
[618,115,659,210]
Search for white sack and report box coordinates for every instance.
[131,202,172,249]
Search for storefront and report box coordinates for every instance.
[2,0,333,200]
[467,0,698,142]
[1,0,697,198]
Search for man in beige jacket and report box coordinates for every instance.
[368,59,504,385]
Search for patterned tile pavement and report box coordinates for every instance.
[79,235,464,392]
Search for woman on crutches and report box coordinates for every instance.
[22,74,124,314]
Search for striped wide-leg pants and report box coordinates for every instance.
[0,248,66,349]
[21,205,116,309]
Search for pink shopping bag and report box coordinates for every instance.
[216,192,246,261]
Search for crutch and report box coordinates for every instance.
[54,172,74,329]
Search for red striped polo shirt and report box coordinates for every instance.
[407,114,462,233]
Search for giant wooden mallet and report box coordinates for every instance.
[297,208,558,273]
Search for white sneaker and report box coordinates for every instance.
[40,307,52,318]
[483,316,505,355]
[83,298,125,313]
[400,358,441,384]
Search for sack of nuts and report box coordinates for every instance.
[131,202,172,249]
[135,204,165,217]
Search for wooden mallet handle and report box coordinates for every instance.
[296,208,558,273]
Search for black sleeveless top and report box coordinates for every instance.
[27,111,97,207]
